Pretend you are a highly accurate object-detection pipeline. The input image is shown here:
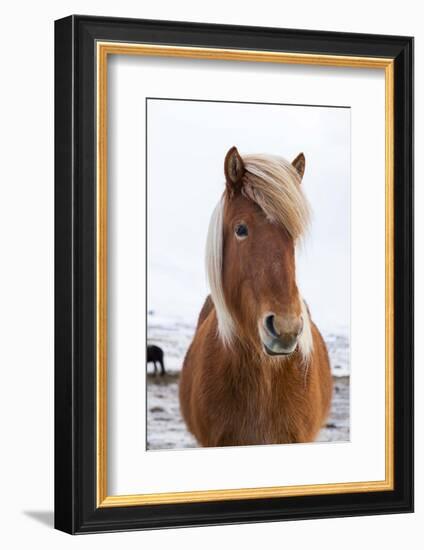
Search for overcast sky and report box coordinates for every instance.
[147,99,350,334]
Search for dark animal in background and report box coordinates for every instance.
[147,345,166,376]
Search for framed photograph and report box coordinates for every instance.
[54,15,413,534]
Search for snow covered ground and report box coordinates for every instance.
[146,314,350,450]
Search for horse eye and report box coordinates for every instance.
[235,224,248,238]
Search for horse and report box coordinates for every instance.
[179,146,332,447]
[147,344,166,376]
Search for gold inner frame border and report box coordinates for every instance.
[96,42,394,508]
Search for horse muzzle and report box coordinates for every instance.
[259,313,303,357]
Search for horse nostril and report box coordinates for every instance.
[264,314,280,338]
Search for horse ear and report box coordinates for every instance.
[292,152,305,180]
[224,146,245,189]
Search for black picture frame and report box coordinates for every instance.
[55,15,414,534]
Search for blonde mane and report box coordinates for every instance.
[206,153,313,359]
[242,154,310,240]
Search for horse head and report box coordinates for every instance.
[206,146,312,360]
